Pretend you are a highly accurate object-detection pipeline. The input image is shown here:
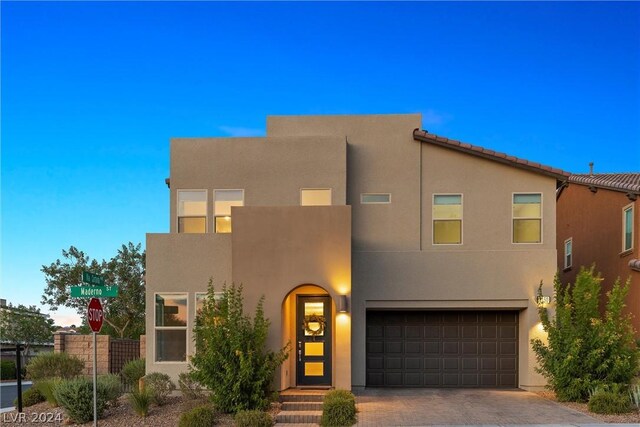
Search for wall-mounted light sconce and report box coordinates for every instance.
[536,295,550,305]
[338,295,349,313]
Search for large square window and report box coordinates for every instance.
[433,194,462,244]
[177,191,207,233]
[513,193,542,243]
[214,190,244,233]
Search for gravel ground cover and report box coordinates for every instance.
[2,395,280,426]
[536,391,640,424]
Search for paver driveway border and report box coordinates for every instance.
[353,389,601,426]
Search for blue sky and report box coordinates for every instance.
[2,1,639,326]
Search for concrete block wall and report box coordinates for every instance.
[140,335,146,360]
[54,333,110,376]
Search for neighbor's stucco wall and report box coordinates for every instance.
[231,206,352,390]
[557,184,639,335]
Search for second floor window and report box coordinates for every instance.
[433,194,462,244]
[177,190,207,233]
[623,204,634,252]
[301,188,332,206]
[513,193,542,243]
[564,238,572,269]
[214,189,244,233]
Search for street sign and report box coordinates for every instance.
[71,286,118,298]
[82,271,104,286]
[87,298,104,333]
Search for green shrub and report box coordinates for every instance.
[588,389,632,414]
[121,358,145,388]
[178,404,217,427]
[179,371,205,400]
[35,377,63,407]
[1,360,16,380]
[531,268,640,402]
[54,377,109,423]
[26,352,84,381]
[14,387,45,407]
[629,384,640,410]
[144,372,175,406]
[99,373,123,406]
[320,389,357,427]
[129,387,152,417]
[190,282,289,413]
[234,409,273,427]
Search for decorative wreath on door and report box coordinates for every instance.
[303,314,326,336]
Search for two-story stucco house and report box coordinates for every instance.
[146,114,568,391]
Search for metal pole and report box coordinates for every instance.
[16,344,23,413]
[93,332,97,427]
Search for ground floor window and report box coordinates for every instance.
[155,293,187,362]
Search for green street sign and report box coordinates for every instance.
[82,271,104,286]
[71,286,118,298]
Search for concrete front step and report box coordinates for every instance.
[276,410,322,424]
[282,401,323,411]
[273,424,318,427]
[280,393,325,403]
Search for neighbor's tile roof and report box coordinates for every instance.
[413,129,569,180]
[569,173,640,193]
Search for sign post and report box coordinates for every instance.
[87,297,103,427]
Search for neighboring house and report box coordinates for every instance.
[0,299,54,363]
[557,173,640,335]
[146,114,568,391]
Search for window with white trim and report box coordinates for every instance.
[177,190,207,233]
[214,189,244,233]
[623,204,634,252]
[155,293,187,362]
[513,193,542,243]
[301,188,332,206]
[433,194,462,244]
[564,238,572,269]
[361,193,391,204]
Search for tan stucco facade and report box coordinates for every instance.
[146,113,561,390]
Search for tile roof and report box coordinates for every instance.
[630,259,640,272]
[569,173,640,193]
[413,129,569,180]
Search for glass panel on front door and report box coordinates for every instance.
[297,295,332,386]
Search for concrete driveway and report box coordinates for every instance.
[354,389,599,426]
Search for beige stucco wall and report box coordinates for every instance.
[145,233,232,380]
[231,206,352,390]
[169,136,347,232]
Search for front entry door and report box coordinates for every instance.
[296,295,332,386]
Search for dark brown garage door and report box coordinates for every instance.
[366,311,518,388]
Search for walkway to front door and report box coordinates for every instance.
[353,388,598,426]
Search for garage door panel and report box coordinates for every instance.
[367,310,518,388]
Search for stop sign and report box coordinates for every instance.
[87,298,104,333]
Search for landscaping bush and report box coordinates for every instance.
[190,282,289,413]
[178,404,217,427]
[35,377,63,407]
[26,352,84,381]
[99,373,123,406]
[179,371,205,400]
[531,268,640,402]
[320,389,357,427]
[1,360,16,380]
[54,377,109,423]
[121,358,145,388]
[144,372,175,406]
[14,387,45,407]
[234,409,273,427]
[588,388,632,414]
[129,387,152,417]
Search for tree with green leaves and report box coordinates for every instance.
[190,281,289,413]
[41,243,145,339]
[0,303,55,365]
[531,266,639,402]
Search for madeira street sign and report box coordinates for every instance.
[71,286,118,298]
[82,271,104,286]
